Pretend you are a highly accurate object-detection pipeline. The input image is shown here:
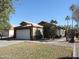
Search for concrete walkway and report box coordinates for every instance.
[73,42,79,58]
[72,38,79,59]
[75,43,79,57]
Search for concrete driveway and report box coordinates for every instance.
[25,37,74,48]
[0,37,74,48]
[0,40,24,47]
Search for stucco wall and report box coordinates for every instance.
[56,29,65,37]
[9,30,14,37]
[0,29,14,37]
[60,29,65,37]
[33,27,43,39]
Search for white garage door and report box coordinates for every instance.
[16,29,30,39]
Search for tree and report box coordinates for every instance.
[70,4,78,12]
[70,4,79,27]
[38,21,57,39]
[38,21,51,38]
[65,16,70,30]
[0,0,15,30]
[50,19,57,25]
[50,25,57,38]
[50,19,57,38]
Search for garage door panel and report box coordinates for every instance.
[16,29,30,39]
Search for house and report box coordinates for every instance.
[56,28,65,37]
[56,26,65,37]
[1,26,14,37]
[14,21,43,40]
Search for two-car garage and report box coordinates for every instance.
[16,29,30,39]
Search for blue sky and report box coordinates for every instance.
[10,0,79,26]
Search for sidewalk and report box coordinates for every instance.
[75,43,79,57]
[73,43,79,59]
[73,39,79,59]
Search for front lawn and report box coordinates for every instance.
[0,42,72,59]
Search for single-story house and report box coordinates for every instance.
[56,29,65,37]
[56,26,65,37]
[0,26,14,37]
[14,21,43,40]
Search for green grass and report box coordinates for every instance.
[0,42,72,59]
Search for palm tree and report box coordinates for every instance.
[70,4,79,28]
[65,16,70,41]
[65,16,70,29]
[69,4,78,42]
[70,4,78,12]
[70,5,76,29]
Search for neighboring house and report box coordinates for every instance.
[56,26,65,37]
[1,26,14,37]
[14,21,43,40]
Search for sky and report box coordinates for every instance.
[10,0,79,26]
